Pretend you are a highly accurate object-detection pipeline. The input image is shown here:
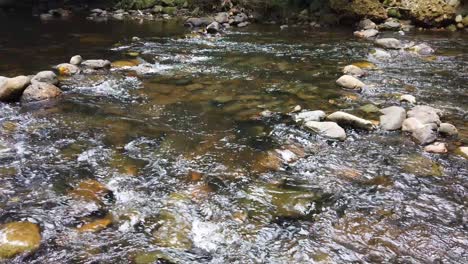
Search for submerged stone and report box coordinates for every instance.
[77,214,113,233]
[0,222,41,259]
[69,179,113,204]
[403,155,443,177]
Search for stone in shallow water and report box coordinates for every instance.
[31,71,58,85]
[293,110,326,123]
[375,38,402,49]
[69,179,113,204]
[412,124,437,145]
[407,105,441,125]
[56,63,80,76]
[21,82,62,102]
[0,76,31,102]
[403,155,443,177]
[326,111,375,130]
[354,29,379,39]
[0,222,41,259]
[70,55,83,65]
[438,123,458,137]
[379,106,406,131]
[77,214,113,233]
[82,59,111,69]
[336,75,365,90]
[400,94,416,104]
[304,121,346,141]
[359,104,380,113]
[343,65,365,77]
[424,142,447,154]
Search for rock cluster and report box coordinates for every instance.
[185,10,251,34]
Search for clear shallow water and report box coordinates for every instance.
[0,14,467,263]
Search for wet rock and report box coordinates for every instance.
[31,71,58,85]
[370,49,391,60]
[336,75,365,90]
[214,12,229,24]
[424,142,447,154]
[56,63,80,76]
[400,94,416,104]
[206,21,220,34]
[400,0,456,27]
[70,55,83,65]
[185,17,213,27]
[354,29,379,38]
[0,75,31,102]
[438,123,458,137]
[343,65,365,77]
[21,82,62,102]
[237,22,250,28]
[412,124,437,145]
[268,185,321,218]
[407,105,441,125]
[359,104,380,113]
[379,106,406,131]
[69,179,113,205]
[81,59,111,69]
[329,0,387,20]
[403,154,443,177]
[379,19,401,30]
[293,110,326,123]
[358,19,377,30]
[152,209,192,249]
[402,117,423,132]
[375,38,402,49]
[327,111,375,130]
[458,147,468,159]
[410,43,435,55]
[0,222,41,259]
[233,13,248,25]
[77,214,113,233]
[304,121,347,141]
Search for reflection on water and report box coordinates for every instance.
[0,14,467,263]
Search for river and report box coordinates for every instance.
[0,13,467,263]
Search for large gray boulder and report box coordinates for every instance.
[412,124,437,145]
[0,75,31,102]
[327,111,375,130]
[21,82,62,102]
[375,38,402,49]
[31,71,58,85]
[336,75,365,90]
[379,106,406,131]
[304,121,346,141]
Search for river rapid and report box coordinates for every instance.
[0,14,467,263]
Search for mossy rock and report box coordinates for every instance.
[77,214,113,233]
[133,250,177,264]
[0,222,41,259]
[133,0,157,9]
[402,155,444,177]
[387,8,402,18]
[162,7,177,15]
[329,0,387,20]
[69,179,113,204]
[152,209,192,249]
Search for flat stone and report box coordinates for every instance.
[375,38,402,49]
[358,19,376,30]
[336,75,365,90]
[424,142,447,154]
[379,106,406,130]
[81,59,111,69]
[304,121,346,141]
[326,111,375,130]
[354,29,379,38]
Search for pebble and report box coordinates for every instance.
[424,142,448,154]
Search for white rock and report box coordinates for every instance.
[336,75,365,90]
[400,94,416,104]
[375,38,402,49]
[294,110,326,123]
[70,55,83,65]
[31,71,58,85]
[327,111,375,130]
[304,121,346,141]
[354,29,379,39]
[407,105,442,125]
[438,123,458,137]
[424,142,447,154]
[343,65,365,77]
[379,106,406,131]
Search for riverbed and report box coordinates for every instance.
[0,14,467,263]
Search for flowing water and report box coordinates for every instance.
[0,13,467,263]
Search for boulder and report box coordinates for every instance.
[424,142,447,154]
[21,82,62,102]
[407,105,441,125]
[233,13,248,24]
[70,55,83,65]
[358,19,377,30]
[184,17,213,27]
[343,65,365,77]
[294,110,326,123]
[327,111,375,130]
[214,12,229,24]
[56,63,80,76]
[375,38,402,49]
[237,22,250,28]
[400,0,456,26]
[412,124,437,145]
[458,147,468,159]
[438,123,458,137]
[206,22,220,34]
[81,59,111,69]
[0,222,41,259]
[379,106,406,131]
[336,75,365,90]
[400,94,416,104]
[354,29,379,38]
[304,121,347,141]
[31,71,58,85]
[379,19,401,30]
[402,117,424,132]
[0,75,31,102]
[370,49,391,60]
